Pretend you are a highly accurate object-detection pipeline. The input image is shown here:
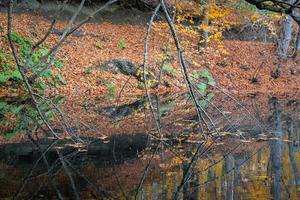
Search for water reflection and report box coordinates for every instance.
[132,97,300,200]
[269,97,283,200]
[0,97,299,199]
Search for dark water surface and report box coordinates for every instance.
[0,96,299,199]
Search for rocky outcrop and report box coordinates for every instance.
[98,59,158,87]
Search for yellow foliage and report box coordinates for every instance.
[251,13,261,21]
[205,4,230,20]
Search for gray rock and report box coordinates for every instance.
[50,28,85,37]
[99,59,138,76]
[98,59,158,87]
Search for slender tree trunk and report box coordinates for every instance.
[296,27,300,51]
[277,15,293,59]
[289,22,300,58]
[276,0,296,59]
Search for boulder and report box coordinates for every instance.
[98,59,158,87]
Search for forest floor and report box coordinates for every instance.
[0,9,300,142]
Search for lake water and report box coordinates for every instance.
[0,96,299,199]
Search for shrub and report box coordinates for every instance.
[0,32,65,138]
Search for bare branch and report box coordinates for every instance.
[143,3,162,139]
[7,0,61,139]
[30,0,119,82]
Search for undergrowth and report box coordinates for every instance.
[0,32,65,138]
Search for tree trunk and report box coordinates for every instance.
[277,15,293,59]
[276,0,296,59]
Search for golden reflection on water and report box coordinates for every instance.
[131,141,300,200]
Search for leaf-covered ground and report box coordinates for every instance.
[0,11,299,142]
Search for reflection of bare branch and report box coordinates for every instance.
[133,5,165,198]
[116,75,133,106]
[13,138,60,199]
[64,159,111,199]
[57,150,80,200]
[173,141,204,199]
[134,141,161,200]
[112,139,128,199]
[13,129,64,200]
[33,93,84,143]
[6,1,121,198]
[190,144,269,189]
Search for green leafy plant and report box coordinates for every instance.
[83,65,93,76]
[114,120,120,129]
[95,41,103,49]
[103,80,116,100]
[192,68,216,108]
[235,2,258,11]
[0,32,65,138]
[162,64,177,78]
[158,100,176,118]
[0,62,22,84]
[118,39,126,49]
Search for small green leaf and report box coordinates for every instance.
[39,48,48,56]
[45,110,54,119]
[199,93,214,108]
[0,52,13,59]
[114,120,120,128]
[55,74,66,85]
[42,70,53,78]
[35,81,47,90]
[192,71,200,79]
[199,99,208,108]
[104,80,116,100]
[11,104,23,114]
[54,60,64,69]
[118,39,126,49]
[95,41,103,49]
[0,73,7,84]
[200,69,211,79]
[206,93,215,101]
[28,108,39,118]
[3,130,18,139]
[197,82,207,96]
[11,70,22,80]
[208,79,216,86]
[163,65,177,77]
[39,102,49,110]
[0,101,8,111]
[83,65,93,75]
[163,65,173,73]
